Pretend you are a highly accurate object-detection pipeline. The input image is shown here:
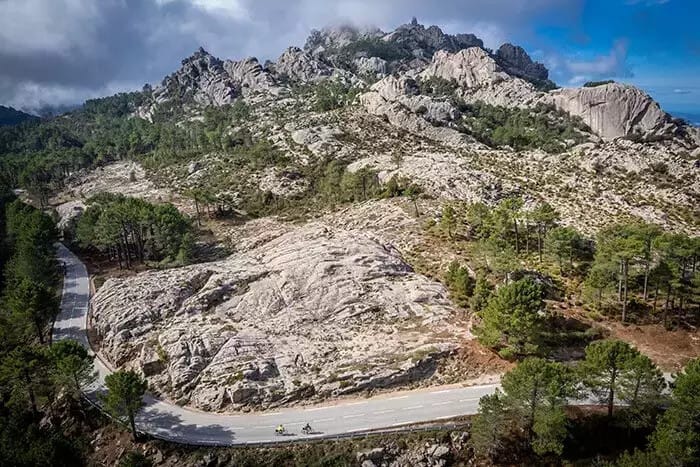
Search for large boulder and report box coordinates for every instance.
[550,82,676,140]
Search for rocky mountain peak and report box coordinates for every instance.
[495,43,550,84]
[181,46,221,68]
[384,19,484,58]
[153,47,238,108]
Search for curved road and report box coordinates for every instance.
[53,244,499,445]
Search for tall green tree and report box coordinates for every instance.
[0,345,52,415]
[494,197,524,254]
[440,204,457,239]
[596,224,645,322]
[470,272,494,312]
[546,226,584,274]
[466,202,493,240]
[444,261,474,306]
[618,352,666,429]
[50,339,96,400]
[531,203,559,263]
[649,358,700,466]
[653,232,696,326]
[470,391,509,460]
[501,357,575,455]
[471,358,575,458]
[579,340,663,418]
[585,260,618,310]
[5,278,60,344]
[634,222,662,300]
[103,370,148,441]
[475,277,546,357]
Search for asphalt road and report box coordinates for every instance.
[53,244,499,445]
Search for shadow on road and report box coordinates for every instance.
[138,398,236,444]
[53,325,88,342]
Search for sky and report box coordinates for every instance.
[0,0,698,118]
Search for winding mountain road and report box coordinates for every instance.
[53,244,499,445]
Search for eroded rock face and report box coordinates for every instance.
[550,83,675,140]
[92,224,467,411]
[273,47,332,83]
[223,57,276,92]
[152,48,239,107]
[360,76,471,146]
[420,48,542,107]
[354,56,389,77]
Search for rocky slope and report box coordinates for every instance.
[78,19,699,414]
[92,223,469,411]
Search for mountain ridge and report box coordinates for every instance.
[136,19,696,145]
[0,105,39,126]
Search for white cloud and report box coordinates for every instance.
[191,0,250,20]
[564,39,632,80]
[0,78,141,113]
[625,0,670,5]
[0,0,103,56]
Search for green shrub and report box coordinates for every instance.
[417,76,459,97]
[314,81,360,112]
[444,261,475,306]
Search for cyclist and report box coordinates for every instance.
[275,424,285,435]
[302,422,312,434]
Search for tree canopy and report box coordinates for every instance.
[475,277,546,357]
[103,370,148,440]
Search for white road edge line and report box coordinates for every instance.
[391,421,417,427]
[385,395,409,401]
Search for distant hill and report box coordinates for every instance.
[671,111,700,127]
[0,105,39,126]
